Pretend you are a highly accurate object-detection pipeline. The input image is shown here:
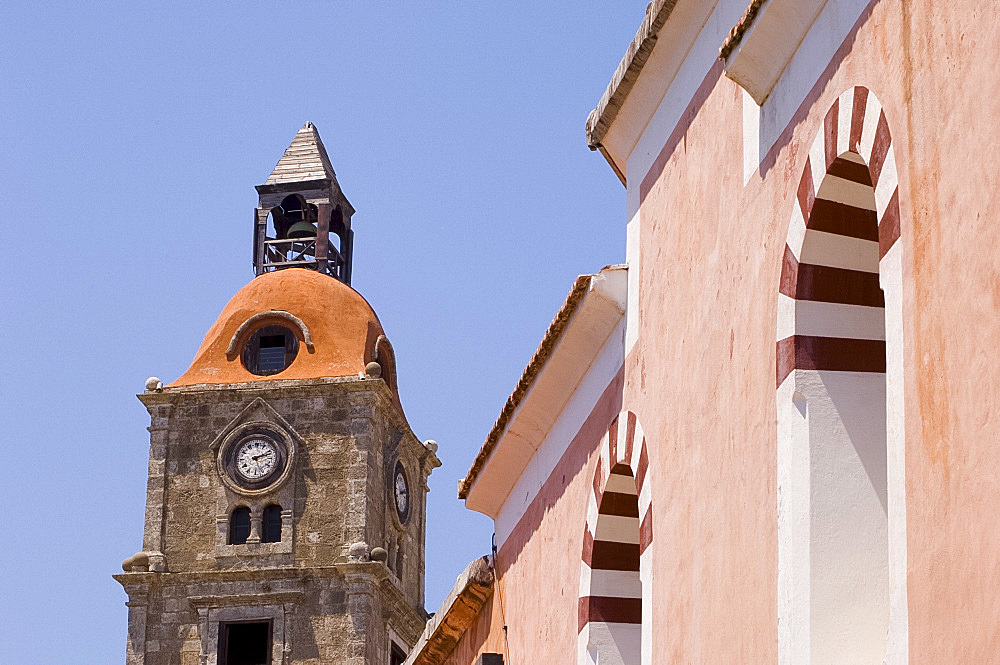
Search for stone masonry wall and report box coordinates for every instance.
[117,377,431,665]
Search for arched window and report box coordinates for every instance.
[579,413,652,665]
[583,463,641,665]
[261,504,282,543]
[229,506,251,545]
[777,144,896,663]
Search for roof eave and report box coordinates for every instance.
[585,0,682,175]
[459,266,627,511]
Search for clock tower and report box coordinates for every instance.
[115,123,440,665]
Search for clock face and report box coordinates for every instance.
[236,438,278,480]
[393,462,409,522]
[218,427,290,494]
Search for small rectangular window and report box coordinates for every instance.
[229,507,251,545]
[261,505,282,543]
[259,335,285,348]
[257,346,286,371]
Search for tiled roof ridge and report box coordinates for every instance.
[719,0,768,60]
[585,0,681,153]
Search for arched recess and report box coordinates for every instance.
[579,411,652,665]
[775,87,907,665]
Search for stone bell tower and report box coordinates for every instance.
[115,124,439,665]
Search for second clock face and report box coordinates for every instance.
[236,438,278,480]
[394,461,410,523]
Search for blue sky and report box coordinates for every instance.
[0,3,645,661]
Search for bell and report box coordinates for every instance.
[286,221,317,239]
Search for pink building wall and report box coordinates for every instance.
[432,2,1000,665]
[624,0,1000,662]
[444,373,624,665]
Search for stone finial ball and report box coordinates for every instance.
[145,376,163,391]
[121,554,137,572]
[348,541,369,560]
[365,361,382,378]
[370,547,388,562]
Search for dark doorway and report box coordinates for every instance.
[219,621,271,665]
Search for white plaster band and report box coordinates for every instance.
[809,134,827,196]
[787,206,807,261]
[799,231,879,273]
[595,515,642,544]
[859,97,883,165]
[793,300,886,341]
[605,473,638,495]
[874,150,898,218]
[815,175,877,209]
[836,88,854,157]
[585,566,644,599]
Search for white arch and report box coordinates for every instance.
[776,87,908,665]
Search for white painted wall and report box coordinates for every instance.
[751,0,872,175]
[625,209,641,356]
[881,242,909,665]
[805,369,888,665]
[780,369,890,665]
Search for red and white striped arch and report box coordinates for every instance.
[775,86,909,664]
[776,85,900,383]
[578,411,652,665]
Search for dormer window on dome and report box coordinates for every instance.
[242,325,299,376]
[253,123,355,284]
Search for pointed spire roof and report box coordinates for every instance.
[264,122,337,185]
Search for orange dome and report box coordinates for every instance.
[170,269,389,388]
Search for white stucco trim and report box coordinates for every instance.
[808,133,828,196]
[756,0,872,163]
[626,207,641,356]
[595,515,642,544]
[794,300,886,341]
[623,0,749,217]
[493,317,626,549]
[586,490,601,536]
[836,89,853,156]
[787,202,808,261]
[637,475,652,524]
[465,267,627,519]
[744,88,762,183]
[799,232,879,272]
[581,564,644,599]
[815,174,878,209]
[875,148,899,217]
[880,240,909,665]
[776,376,811,665]
[858,95,884,164]
[777,293,796,342]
